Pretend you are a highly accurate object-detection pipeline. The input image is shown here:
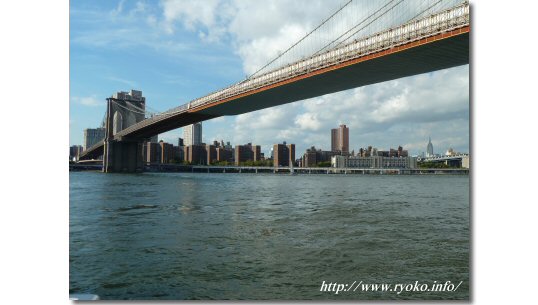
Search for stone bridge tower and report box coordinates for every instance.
[103,90,147,173]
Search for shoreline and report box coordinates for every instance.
[69,164,469,175]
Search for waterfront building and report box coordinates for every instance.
[358,146,374,157]
[146,142,161,164]
[288,144,295,166]
[303,150,317,167]
[177,145,184,162]
[160,141,176,164]
[252,145,261,162]
[301,146,339,167]
[83,128,106,151]
[385,146,409,157]
[206,144,217,165]
[183,122,202,146]
[377,150,389,157]
[234,143,260,165]
[331,155,417,169]
[331,124,349,153]
[397,145,408,157]
[462,155,470,169]
[357,145,409,158]
[69,145,83,161]
[216,147,233,163]
[273,142,295,167]
[184,144,206,165]
[427,137,434,157]
[142,135,159,163]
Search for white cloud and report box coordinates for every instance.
[72,95,104,107]
[294,113,321,131]
[110,0,126,17]
[161,0,224,40]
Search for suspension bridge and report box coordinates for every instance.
[79,0,470,173]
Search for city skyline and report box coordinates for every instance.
[71,132,458,161]
[70,0,469,157]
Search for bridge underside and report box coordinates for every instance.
[194,31,469,116]
[81,145,104,160]
[116,112,219,140]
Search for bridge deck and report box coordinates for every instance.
[195,29,469,116]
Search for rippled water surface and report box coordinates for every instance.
[70,172,469,300]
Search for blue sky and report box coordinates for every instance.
[70,0,469,156]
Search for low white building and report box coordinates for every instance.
[461,155,470,169]
[331,155,417,169]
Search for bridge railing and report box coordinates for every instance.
[420,153,469,161]
[182,2,468,112]
[114,2,469,139]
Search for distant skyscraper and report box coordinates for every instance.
[183,122,202,146]
[331,124,349,153]
[83,128,106,151]
[426,137,434,157]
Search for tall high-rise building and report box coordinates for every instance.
[184,144,206,165]
[252,145,261,162]
[183,122,202,146]
[206,144,217,165]
[426,137,434,157]
[146,142,161,164]
[273,143,295,167]
[331,124,349,153]
[233,143,261,165]
[160,141,176,164]
[216,147,233,163]
[83,128,106,151]
[142,135,158,163]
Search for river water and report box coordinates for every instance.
[69,171,469,300]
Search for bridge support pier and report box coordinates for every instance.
[103,140,143,173]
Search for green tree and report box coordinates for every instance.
[316,161,332,167]
[418,162,451,168]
